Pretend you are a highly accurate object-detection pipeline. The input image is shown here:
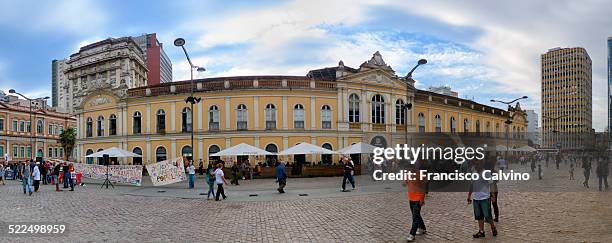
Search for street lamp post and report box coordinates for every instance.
[491,96,528,159]
[404,59,427,146]
[174,38,205,165]
[8,89,49,161]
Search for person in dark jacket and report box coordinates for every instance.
[596,156,609,191]
[230,163,240,185]
[53,162,61,192]
[275,161,288,193]
[341,157,355,192]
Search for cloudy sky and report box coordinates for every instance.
[0,0,610,130]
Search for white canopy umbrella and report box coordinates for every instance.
[278,142,338,155]
[515,145,537,152]
[210,143,273,156]
[85,147,142,158]
[337,142,378,154]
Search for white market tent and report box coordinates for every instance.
[210,143,273,156]
[514,145,537,152]
[337,142,378,154]
[278,142,338,155]
[85,147,142,158]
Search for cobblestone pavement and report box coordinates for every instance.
[0,162,610,242]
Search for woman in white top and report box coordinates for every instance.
[214,163,228,201]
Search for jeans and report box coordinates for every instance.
[33,180,40,192]
[409,201,426,236]
[490,192,499,220]
[63,172,70,188]
[599,176,609,191]
[22,177,32,194]
[207,183,215,198]
[215,184,226,201]
[278,178,286,192]
[341,171,355,191]
[188,174,195,189]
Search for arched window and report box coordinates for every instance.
[475,120,481,135]
[181,107,192,132]
[208,145,221,163]
[321,105,332,129]
[236,104,247,130]
[86,117,93,137]
[434,114,441,133]
[209,105,220,131]
[36,120,43,134]
[293,104,305,128]
[109,114,117,136]
[265,144,278,166]
[133,111,142,134]
[86,149,94,164]
[265,104,276,129]
[182,145,193,162]
[97,148,104,165]
[395,99,405,125]
[450,117,456,133]
[349,94,360,123]
[132,147,142,165]
[464,119,469,133]
[321,143,333,164]
[486,121,491,137]
[371,94,385,124]
[155,146,167,162]
[418,113,425,133]
[96,116,105,136]
[156,109,166,133]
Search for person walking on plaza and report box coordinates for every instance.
[555,153,561,170]
[530,159,536,173]
[41,161,48,185]
[538,164,543,180]
[596,157,609,191]
[230,162,240,185]
[205,163,215,200]
[214,163,228,201]
[569,163,575,180]
[405,165,426,242]
[582,157,592,188]
[187,161,196,189]
[32,162,41,192]
[0,162,5,185]
[21,161,33,196]
[275,161,288,193]
[68,163,75,191]
[468,160,497,238]
[198,159,204,176]
[53,162,61,191]
[62,162,70,189]
[341,157,355,192]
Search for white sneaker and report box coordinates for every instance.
[416,229,427,235]
[406,234,415,242]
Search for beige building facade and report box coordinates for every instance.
[75,52,527,165]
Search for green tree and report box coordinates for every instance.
[59,127,76,161]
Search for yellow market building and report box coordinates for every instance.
[74,52,527,165]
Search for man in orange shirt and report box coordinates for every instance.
[406,164,426,242]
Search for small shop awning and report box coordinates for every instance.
[278,142,337,155]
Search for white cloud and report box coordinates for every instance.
[0,0,108,35]
[166,0,610,131]
[390,0,612,130]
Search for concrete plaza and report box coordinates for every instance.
[0,163,610,242]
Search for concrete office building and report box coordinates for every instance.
[541,47,592,149]
[525,109,541,146]
[52,59,70,113]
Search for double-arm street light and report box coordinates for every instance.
[8,89,50,161]
[174,38,205,165]
[403,59,427,146]
[490,96,528,159]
